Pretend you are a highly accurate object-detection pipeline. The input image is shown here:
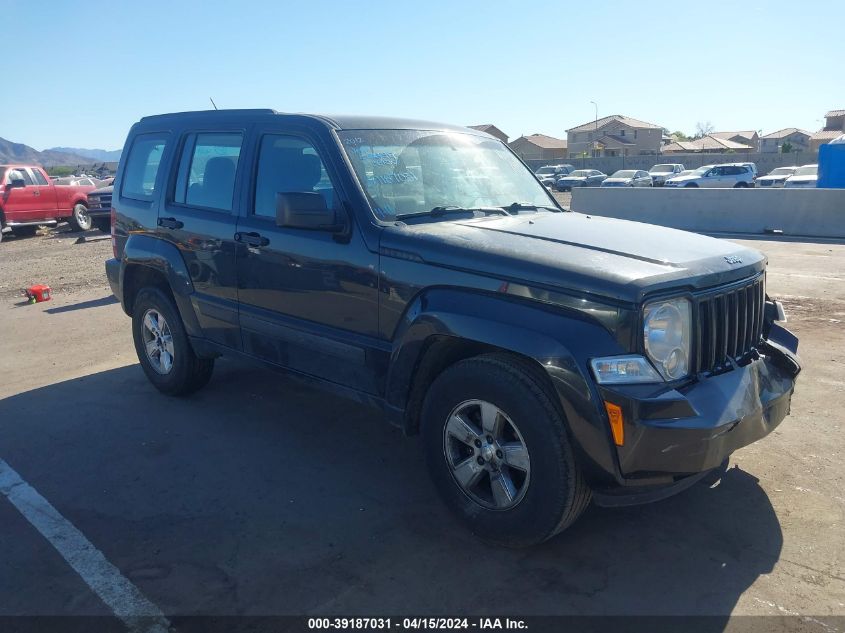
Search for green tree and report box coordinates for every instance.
[46,165,75,177]
[781,142,793,154]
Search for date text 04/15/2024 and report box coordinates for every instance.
[307,617,528,630]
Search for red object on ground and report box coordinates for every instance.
[25,284,52,302]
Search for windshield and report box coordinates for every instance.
[650,165,675,173]
[536,166,556,175]
[569,170,591,177]
[793,165,818,176]
[769,167,796,176]
[611,170,637,178]
[337,130,557,221]
[692,166,713,175]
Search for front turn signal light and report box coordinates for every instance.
[604,402,624,446]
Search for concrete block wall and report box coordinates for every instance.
[569,187,845,239]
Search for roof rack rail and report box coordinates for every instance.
[139,108,277,121]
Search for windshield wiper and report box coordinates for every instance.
[396,205,511,220]
[502,202,561,213]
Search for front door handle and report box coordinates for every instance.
[235,232,270,248]
[158,217,184,229]
[33,190,40,196]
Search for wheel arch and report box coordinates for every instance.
[385,287,624,484]
[119,234,202,338]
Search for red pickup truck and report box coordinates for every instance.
[0,164,96,243]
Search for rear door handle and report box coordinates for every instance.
[158,217,184,229]
[235,232,270,247]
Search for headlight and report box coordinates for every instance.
[643,297,692,380]
[590,355,663,384]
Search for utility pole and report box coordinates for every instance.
[590,101,598,157]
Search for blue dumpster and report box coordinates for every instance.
[818,134,845,188]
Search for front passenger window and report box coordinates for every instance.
[253,135,335,218]
[7,169,34,186]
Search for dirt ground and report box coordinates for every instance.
[0,222,843,627]
[0,225,112,300]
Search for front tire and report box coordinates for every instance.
[421,354,591,547]
[684,183,699,188]
[131,287,214,396]
[68,203,92,231]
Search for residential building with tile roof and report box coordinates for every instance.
[508,134,568,161]
[810,109,845,151]
[711,130,760,149]
[468,124,509,143]
[566,114,663,158]
[661,135,754,154]
[759,128,811,153]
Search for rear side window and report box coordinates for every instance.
[174,132,243,211]
[31,169,49,185]
[122,133,168,200]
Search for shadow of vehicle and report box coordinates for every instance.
[44,295,118,314]
[0,361,783,625]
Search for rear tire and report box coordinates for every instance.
[68,203,92,231]
[734,182,748,188]
[684,183,699,188]
[131,287,214,396]
[421,354,591,547]
[11,226,38,238]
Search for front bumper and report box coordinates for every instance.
[591,323,800,502]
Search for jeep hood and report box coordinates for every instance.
[381,211,765,304]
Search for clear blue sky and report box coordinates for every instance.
[3,0,842,151]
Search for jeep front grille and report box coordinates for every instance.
[694,274,766,374]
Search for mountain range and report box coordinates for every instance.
[0,136,121,166]
[46,146,122,162]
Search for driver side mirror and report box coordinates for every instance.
[275,192,346,233]
[7,177,26,189]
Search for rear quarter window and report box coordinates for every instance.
[121,133,169,201]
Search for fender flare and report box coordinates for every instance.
[119,234,202,337]
[385,287,626,483]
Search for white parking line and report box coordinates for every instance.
[0,458,172,633]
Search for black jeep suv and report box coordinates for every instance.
[105,109,800,546]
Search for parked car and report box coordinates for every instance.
[756,166,798,188]
[54,176,102,188]
[555,169,606,191]
[601,170,652,187]
[85,184,114,232]
[648,163,685,186]
[664,163,755,188]
[783,164,818,188]
[0,164,95,241]
[741,162,758,178]
[105,109,800,546]
[534,164,574,187]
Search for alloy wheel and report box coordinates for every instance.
[142,309,175,374]
[443,399,531,511]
